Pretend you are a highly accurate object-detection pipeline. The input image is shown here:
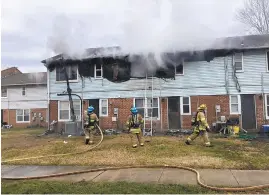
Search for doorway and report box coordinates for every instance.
[241,94,256,130]
[168,96,181,129]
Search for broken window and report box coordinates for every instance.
[56,65,78,81]
[233,53,243,72]
[175,62,184,75]
[95,64,103,78]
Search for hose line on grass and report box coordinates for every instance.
[2,127,269,192]
[1,124,104,163]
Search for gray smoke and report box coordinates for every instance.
[46,0,240,73]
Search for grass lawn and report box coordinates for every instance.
[2,128,269,169]
[2,180,269,194]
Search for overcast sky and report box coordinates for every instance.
[1,0,247,73]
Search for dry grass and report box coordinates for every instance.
[2,128,269,169]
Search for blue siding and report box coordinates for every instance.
[49,49,269,100]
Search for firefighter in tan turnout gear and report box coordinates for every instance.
[185,104,212,147]
[126,107,144,148]
[83,106,99,145]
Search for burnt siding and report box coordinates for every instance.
[48,49,269,100]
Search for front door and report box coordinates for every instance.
[168,96,181,129]
[241,94,256,130]
[88,99,99,117]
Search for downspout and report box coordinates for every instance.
[261,73,265,124]
[47,67,50,130]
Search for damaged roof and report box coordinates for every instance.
[41,34,269,65]
[1,72,47,87]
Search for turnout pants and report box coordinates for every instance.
[130,128,144,147]
[187,128,210,146]
[84,126,95,143]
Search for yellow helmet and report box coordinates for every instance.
[198,104,207,110]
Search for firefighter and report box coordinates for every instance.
[185,104,212,147]
[84,106,99,145]
[126,107,144,148]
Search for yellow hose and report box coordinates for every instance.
[2,126,269,192]
[1,124,104,163]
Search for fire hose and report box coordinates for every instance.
[2,125,269,192]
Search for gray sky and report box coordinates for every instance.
[1,0,246,73]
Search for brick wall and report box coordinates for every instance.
[50,98,169,131]
[49,94,267,132]
[2,108,47,128]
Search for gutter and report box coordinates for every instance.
[47,68,50,130]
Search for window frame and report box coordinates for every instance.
[16,109,30,123]
[1,87,7,98]
[233,52,244,72]
[180,96,191,115]
[58,100,81,121]
[99,99,108,117]
[265,49,269,72]
[94,64,103,79]
[22,86,26,96]
[175,61,184,75]
[133,97,160,120]
[229,95,241,115]
[55,65,79,83]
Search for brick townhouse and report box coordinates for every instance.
[43,34,269,133]
[1,71,48,128]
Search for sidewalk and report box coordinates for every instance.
[2,165,269,187]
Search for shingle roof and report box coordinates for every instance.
[42,34,269,65]
[1,72,47,86]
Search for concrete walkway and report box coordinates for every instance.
[2,165,269,187]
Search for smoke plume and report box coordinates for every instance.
[46,0,240,73]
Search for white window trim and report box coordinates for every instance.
[1,87,8,98]
[16,109,30,123]
[233,52,244,73]
[94,64,103,79]
[265,49,269,72]
[229,95,241,115]
[99,99,108,117]
[175,61,184,76]
[55,65,79,83]
[133,97,160,120]
[180,96,191,115]
[22,86,26,96]
[58,100,82,122]
[265,94,269,120]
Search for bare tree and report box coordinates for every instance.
[236,0,269,34]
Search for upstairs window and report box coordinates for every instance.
[175,62,184,75]
[233,53,243,72]
[56,65,78,82]
[1,88,7,98]
[22,87,26,96]
[94,64,103,79]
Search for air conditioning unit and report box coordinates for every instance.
[64,122,79,135]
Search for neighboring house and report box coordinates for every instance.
[42,34,269,132]
[1,67,22,78]
[1,72,48,128]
